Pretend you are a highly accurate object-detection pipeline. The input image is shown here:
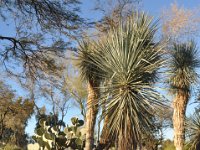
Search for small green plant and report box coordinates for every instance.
[32,115,85,150]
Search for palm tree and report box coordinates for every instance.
[186,111,200,150]
[79,13,166,149]
[168,41,200,150]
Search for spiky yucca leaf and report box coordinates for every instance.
[186,112,200,150]
[78,12,166,144]
[168,41,200,92]
[77,41,103,83]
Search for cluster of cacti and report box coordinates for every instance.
[32,115,85,150]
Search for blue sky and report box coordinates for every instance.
[1,0,200,141]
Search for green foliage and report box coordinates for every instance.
[78,12,166,145]
[168,41,200,92]
[0,81,34,148]
[33,115,85,150]
[186,111,200,150]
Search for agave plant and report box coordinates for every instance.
[167,41,200,150]
[78,13,166,149]
[186,112,200,150]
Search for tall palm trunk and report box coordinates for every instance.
[85,80,99,150]
[173,90,189,150]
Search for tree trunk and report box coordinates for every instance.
[173,90,189,150]
[98,115,110,149]
[118,117,137,150]
[85,80,99,150]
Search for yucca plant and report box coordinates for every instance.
[186,112,200,150]
[78,13,166,150]
[168,41,200,150]
[78,41,102,150]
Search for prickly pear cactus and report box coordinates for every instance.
[32,118,57,150]
[32,116,85,150]
[64,117,85,149]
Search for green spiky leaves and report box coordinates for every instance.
[168,41,200,92]
[186,112,200,150]
[78,13,166,143]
